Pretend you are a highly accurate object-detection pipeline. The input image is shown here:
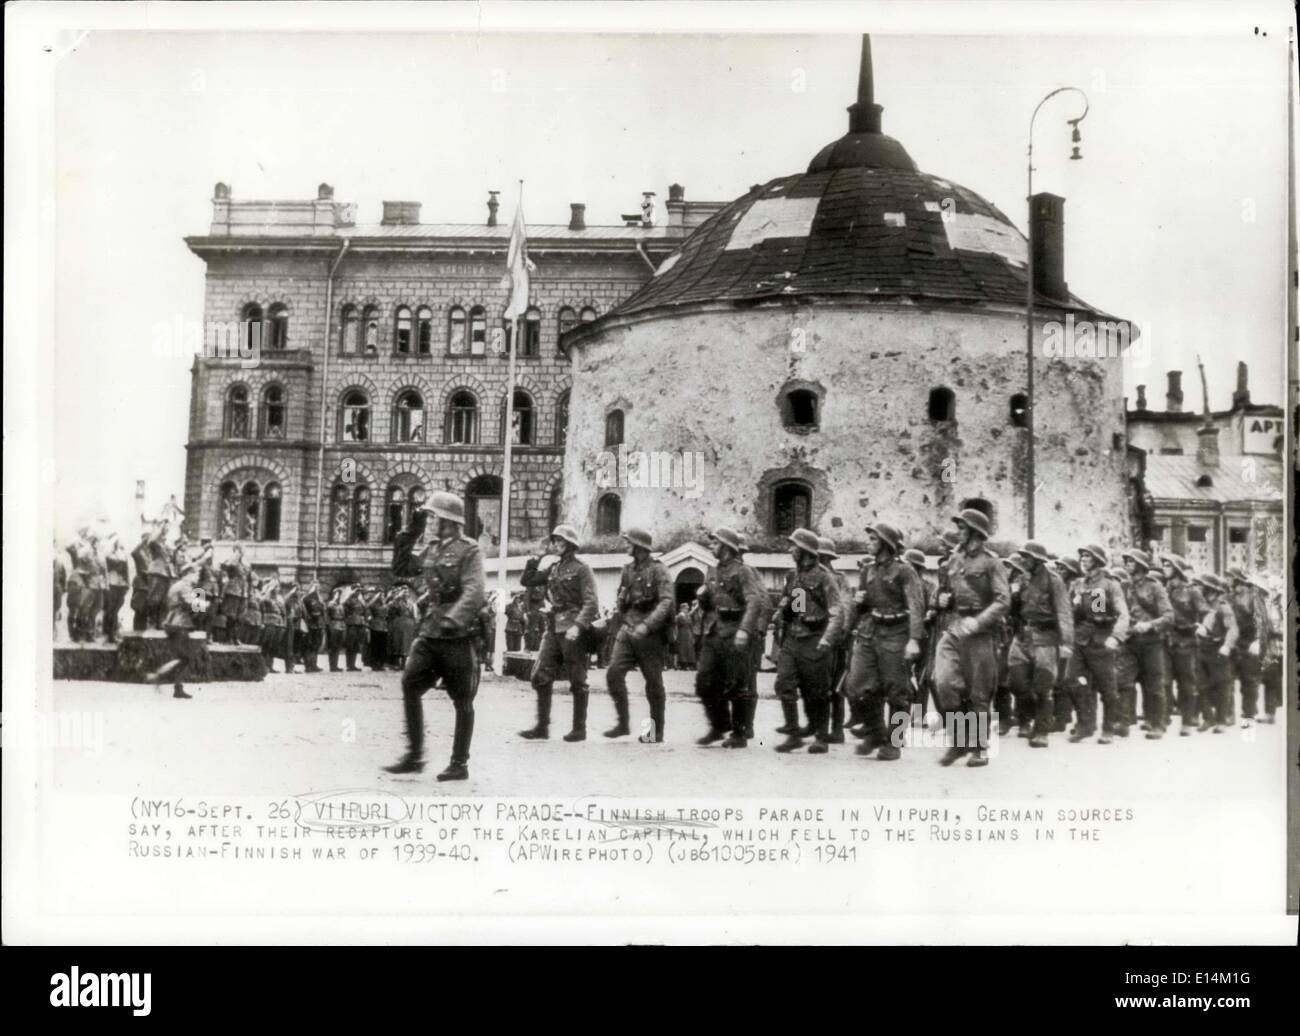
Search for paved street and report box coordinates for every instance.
[48,664,1286,801]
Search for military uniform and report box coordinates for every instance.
[505,596,525,652]
[260,594,286,669]
[390,506,486,775]
[366,593,389,671]
[994,561,1027,734]
[1006,552,1074,745]
[694,549,767,743]
[934,525,1010,760]
[1119,558,1173,735]
[1228,576,1269,723]
[1068,560,1129,739]
[1164,568,1208,732]
[103,549,130,642]
[158,578,200,697]
[1260,585,1283,722]
[520,546,599,739]
[774,546,847,753]
[1195,578,1239,730]
[325,599,346,671]
[301,589,325,671]
[219,557,250,644]
[524,594,545,651]
[53,554,67,632]
[605,548,675,741]
[239,591,264,649]
[143,535,173,629]
[343,590,369,670]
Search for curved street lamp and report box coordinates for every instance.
[1026,86,1089,538]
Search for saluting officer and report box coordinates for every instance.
[602,528,675,742]
[102,534,130,644]
[1119,549,1173,738]
[934,509,1009,767]
[325,588,347,672]
[218,546,250,644]
[384,491,486,781]
[818,536,852,743]
[1068,545,1129,743]
[1007,542,1073,748]
[694,527,767,748]
[773,528,846,755]
[1161,555,1207,736]
[519,524,599,742]
[846,522,924,761]
[343,585,368,671]
[1225,568,1270,729]
[301,582,325,672]
[1193,573,1238,733]
[144,561,201,700]
[143,521,173,629]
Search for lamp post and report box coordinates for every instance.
[1026,86,1088,538]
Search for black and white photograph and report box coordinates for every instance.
[4,0,1296,956]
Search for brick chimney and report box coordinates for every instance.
[1030,192,1068,302]
[381,201,421,225]
[569,203,586,231]
[1166,371,1184,413]
[487,191,500,227]
[1197,422,1220,468]
[1135,385,1148,411]
[1232,361,1251,408]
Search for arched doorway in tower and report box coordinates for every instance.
[465,475,503,545]
[674,566,704,607]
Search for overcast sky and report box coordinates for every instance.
[49,15,1292,532]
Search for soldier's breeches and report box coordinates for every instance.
[934,629,998,713]
[1072,639,1118,731]
[846,632,911,739]
[774,638,832,706]
[1262,656,1282,715]
[146,576,169,627]
[695,635,751,730]
[1196,646,1232,726]
[1008,631,1058,731]
[531,632,588,694]
[103,587,127,638]
[1167,633,1200,724]
[400,636,478,759]
[1232,648,1261,719]
[1123,636,1167,728]
[606,631,665,701]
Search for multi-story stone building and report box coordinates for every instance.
[1127,363,1285,576]
[182,184,723,581]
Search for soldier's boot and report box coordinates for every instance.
[519,689,552,740]
[807,699,831,755]
[603,691,631,738]
[696,699,728,744]
[384,694,426,773]
[172,682,192,700]
[827,694,846,744]
[723,699,750,748]
[845,697,867,732]
[875,714,902,761]
[437,710,473,782]
[775,701,804,752]
[744,698,758,740]
[645,694,666,743]
[563,690,588,742]
[939,712,968,766]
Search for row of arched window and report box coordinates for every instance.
[222,384,576,447]
[338,304,597,358]
[218,480,283,542]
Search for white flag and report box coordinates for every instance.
[504,203,536,320]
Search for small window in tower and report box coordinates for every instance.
[596,493,621,535]
[928,387,956,422]
[1187,525,1208,544]
[1228,527,1248,544]
[772,481,812,536]
[1009,393,1028,428]
[605,409,624,447]
[1195,474,1213,488]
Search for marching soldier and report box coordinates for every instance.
[1193,573,1238,733]
[519,525,599,742]
[219,546,250,645]
[1161,555,1207,736]
[819,536,852,743]
[845,522,924,761]
[260,583,287,671]
[1006,542,1073,748]
[601,528,675,742]
[934,510,1009,767]
[102,534,130,643]
[343,585,369,671]
[1052,556,1084,733]
[505,593,525,652]
[772,528,846,754]
[325,588,347,671]
[366,587,389,671]
[994,554,1029,737]
[383,491,486,781]
[903,547,935,722]
[1119,549,1173,739]
[524,590,546,651]
[144,561,201,700]
[694,527,767,748]
[1226,568,1270,729]
[192,539,217,635]
[1067,545,1129,744]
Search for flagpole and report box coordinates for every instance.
[494,181,523,669]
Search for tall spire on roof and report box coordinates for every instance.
[847,34,883,135]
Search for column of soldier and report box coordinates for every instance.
[379,498,1285,783]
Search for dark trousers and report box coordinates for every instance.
[1232,646,1262,719]
[146,575,170,629]
[400,636,478,763]
[1007,629,1060,736]
[1119,634,1167,729]
[301,627,322,670]
[1069,634,1120,733]
[1262,651,1282,716]
[132,607,149,632]
[102,587,127,641]
[165,627,198,686]
[1167,632,1201,725]
[846,627,912,741]
[776,635,834,736]
[281,626,297,672]
[345,626,367,669]
[327,628,345,670]
[506,630,522,652]
[607,629,667,731]
[221,595,245,643]
[368,630,388,670]
[1197,642,1234,727]
[76,587,102,642]
[261,627,284,666]
[239,622,262,648]
[695,632,753,735]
